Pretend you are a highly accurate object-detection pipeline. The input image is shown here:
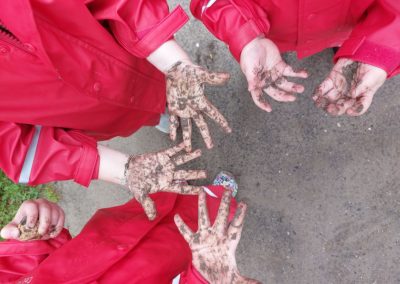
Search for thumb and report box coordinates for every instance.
[1,223,20,240]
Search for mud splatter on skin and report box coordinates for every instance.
[124,144,206,220]
[166,61,231,152]
[341,62,360,95]
[249,60,304,111]
[175,190,261,283]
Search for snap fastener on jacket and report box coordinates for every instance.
[0,45,10,54]
[307,13,316,20]
[93,82,102,93]
[116,244,129,251]
[23,43,36,52]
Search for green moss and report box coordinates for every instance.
[0,170,60,237]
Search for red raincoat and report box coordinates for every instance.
[191,0,400,77]
[0,0,188,186]
[0,186,235,284]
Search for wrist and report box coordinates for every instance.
[240,35,265,64]
[97,145,129,186]
[147,39,191,73]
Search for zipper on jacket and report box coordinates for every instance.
[0,19,34,54]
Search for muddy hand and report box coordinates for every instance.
[0,198,65,241]
[166,60,232,152]
[175,189,261,284]
[240,37,308,112]
[125,143,206,220]
[313,58,387,116]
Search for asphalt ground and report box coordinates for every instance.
[59,2,400,283]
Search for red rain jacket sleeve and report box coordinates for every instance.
[190,0,269,61]
[87,0,189,58]
[0,122,99,187]
[334,0,400,77]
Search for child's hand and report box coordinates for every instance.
[175,189,261,284]
[166,60,232,152]
[0,198,65,241]
[240,37,308,112]
[125,143,206,220]
[313,58,387,116]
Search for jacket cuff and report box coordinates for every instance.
[334,37,400,78]
[228,19,265,62]
[73,141,99,187]
[120,6,189,58]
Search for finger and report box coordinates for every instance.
[139,195,157,221]
[169,114,179,141]
[181,118,192,152]
[37,201,52,236]
[280,63,308,78]
[41,205,60,239]
[50,208,65,238]
[202,101,232,133]
[264,87,296,102]
[202,71,230,86]
[173,170,207,180]
[173,149,202,166]
[162,142,185,157]
[313,78,334,99]
[0,223,20,239]
[193,113,213,149]
[14,200,39,228]
[162,184,203,195]
[174,214,193,243]
[227,202,247,242]
[274,77,305,93]
[198,190,210,230]
[250,89,272,112]
[347,92,374,116]
[213,189,232,236]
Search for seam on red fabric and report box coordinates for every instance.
[334,37,400,77]
[35,15,141,73]
[74,143,97,187]
[116,6,189,58]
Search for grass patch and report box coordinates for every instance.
[0,170,60,235]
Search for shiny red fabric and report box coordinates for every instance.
[0,0,188,186]
[190,0,400,77]
[0,186,235,283]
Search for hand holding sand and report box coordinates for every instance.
[313,58,387,116]
[1,198,64,241]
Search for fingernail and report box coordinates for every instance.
[20,216,27,226]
